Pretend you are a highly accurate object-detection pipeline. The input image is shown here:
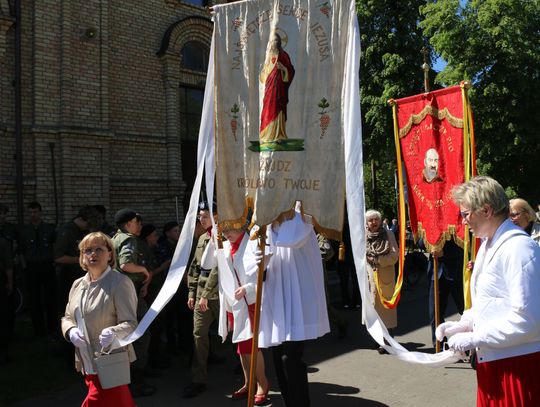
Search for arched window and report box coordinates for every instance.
[181,41,209,72]
[182,0,209,7]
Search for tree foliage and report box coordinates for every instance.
[357,0,436,217]
[420,0,540,205]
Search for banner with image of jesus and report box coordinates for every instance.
[212,0,357,236]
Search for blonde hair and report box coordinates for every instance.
[510,198,536,223]
[78,232,117,271]
[452,176,509,216]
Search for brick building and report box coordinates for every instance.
[0,0,216,227]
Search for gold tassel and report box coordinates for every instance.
[338,241,345,262]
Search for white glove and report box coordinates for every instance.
[447,332,478,352]
[254,248,273,269]
[435,319,472,342]
[68,327,87,348]
[99,328,116,349]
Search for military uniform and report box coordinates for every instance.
[188,232,219,385]
[54,221,87,310]
[20,221,57,336]
[112,229,151,375]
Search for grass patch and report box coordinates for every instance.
[0,318,79,407]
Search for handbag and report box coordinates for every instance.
[94,348,131,389]
[79,287,131,389]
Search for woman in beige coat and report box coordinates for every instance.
[365,210,399,353]
[61,232,138,406]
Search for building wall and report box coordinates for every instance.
[0,0,214,228]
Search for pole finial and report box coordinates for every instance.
[421,47,430,93]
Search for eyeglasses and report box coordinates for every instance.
[83,247,109,256]
[509,211,523,218]
[459,210,472,219]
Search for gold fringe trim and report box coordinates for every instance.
[413,222,464,253]
[399,105,463,138]
[230,199,343,242]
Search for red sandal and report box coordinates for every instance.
[231,386,248,399]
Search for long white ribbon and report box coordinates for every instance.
[344,9,459,366]
[115,40,216,348]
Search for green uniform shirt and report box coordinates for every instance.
[187,233,219,301]
[112,230,146,284]
[20,222,56,263]
[54,221,86,275]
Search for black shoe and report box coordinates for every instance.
[183,383,207,398]
[377,346,388,355]
[130,383,157,398]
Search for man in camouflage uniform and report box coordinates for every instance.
[112,208,156,398]
[183,201,220,398]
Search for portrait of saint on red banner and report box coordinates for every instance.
[422,148,443,184]
[396,86,466,249]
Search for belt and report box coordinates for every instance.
[200,269,211,278]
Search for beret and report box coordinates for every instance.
[198,200,217,213]
[114,208,140,226]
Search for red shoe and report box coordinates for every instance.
[231,386,248,399]
[254,383,270,405]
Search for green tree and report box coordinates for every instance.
[421,0,540,205]
[358,0,436,217]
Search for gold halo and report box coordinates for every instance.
[275,27,288,48]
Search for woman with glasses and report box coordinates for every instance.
[61,232,138,406]
[437,176,540,406]
[509,198,540,244]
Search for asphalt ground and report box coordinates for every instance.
[10,271,476,407]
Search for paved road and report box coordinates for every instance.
[11,273,476,406]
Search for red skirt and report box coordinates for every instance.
[227,303,257,355]
[476,351,540,406]
[82,374,136,407]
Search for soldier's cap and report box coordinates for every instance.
[114,208,142,227]
[140,224,156,240]
[198,200,217,213]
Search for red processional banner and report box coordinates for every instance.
[396,86,466,251]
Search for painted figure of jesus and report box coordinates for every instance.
[259,33,295,143]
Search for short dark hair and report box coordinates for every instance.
[76,205,97,222]
[27,201,42,211]
[163,221,179,234]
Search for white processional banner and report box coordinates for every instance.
[213,0,349,234]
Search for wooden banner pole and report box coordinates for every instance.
[247,225,267,407]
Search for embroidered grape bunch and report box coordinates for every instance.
[319,2,331,18]
[318,98,330,139]
[230,103,240,141]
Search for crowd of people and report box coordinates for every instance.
[1,176,540,406]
